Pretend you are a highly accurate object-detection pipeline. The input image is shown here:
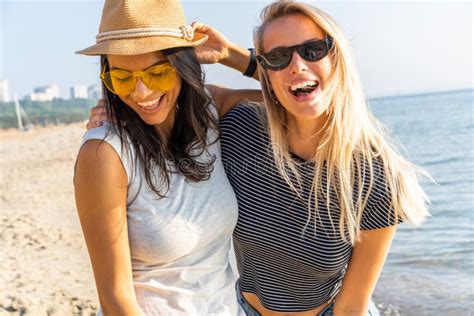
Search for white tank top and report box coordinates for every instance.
[81,105,241,315]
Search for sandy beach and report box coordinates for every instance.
[0,123,402,315]
[0,123,97,315]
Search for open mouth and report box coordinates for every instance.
[289,80,319,97]
[136,94,165,111]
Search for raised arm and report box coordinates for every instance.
[333,226,397,315]
[74,140,143,315]
[191,22,263,117]
[192,22,260,81]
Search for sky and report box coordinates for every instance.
[0,0,472,99]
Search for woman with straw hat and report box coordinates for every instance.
[74,0,261,314]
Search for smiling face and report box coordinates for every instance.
[262,14,332,122]
[107,51,182,135]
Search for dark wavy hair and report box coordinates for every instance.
[100,47,217,198]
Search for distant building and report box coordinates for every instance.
[88,83,102,100]
[27,84,60,101]
[70,85,88,99]
[0,80,10,102]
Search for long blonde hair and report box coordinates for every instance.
[254,1,429,244]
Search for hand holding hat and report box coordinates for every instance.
[191,21,233,64]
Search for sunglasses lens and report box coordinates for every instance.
[257,49,291,70]
[266,48,291,69]
[299,41,329,61]
[102,70,135,96]
[143,65,176,92]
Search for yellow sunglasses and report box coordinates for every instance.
[100,62,177,96]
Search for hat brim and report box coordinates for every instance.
[76,32,208,56]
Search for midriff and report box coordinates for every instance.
[242,292,332,316]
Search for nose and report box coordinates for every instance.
[130,77,153,100]
[288,51,308,74]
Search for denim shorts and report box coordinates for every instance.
[235,280,261,316]
[235,280,379,316]
[319,299,379,316]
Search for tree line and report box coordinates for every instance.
[0,99,97,129]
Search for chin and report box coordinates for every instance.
[288,103,325,119]
[139,115,167,126]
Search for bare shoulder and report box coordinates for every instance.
[75,139,127,187]
[205,83,225,102]
[205,83,263,118]
[205,83,228,117]
[205,83,223,97]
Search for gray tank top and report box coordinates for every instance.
[81,105,241,315]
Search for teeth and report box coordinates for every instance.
[137,96,162,108]
[290,80,317,91]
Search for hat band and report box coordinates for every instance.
[96,25,195,43]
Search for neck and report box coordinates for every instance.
[286,113,328,160]
[153,108,177,141]
[287,111,328,141]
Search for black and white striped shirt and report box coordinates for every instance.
[220,104,398,312]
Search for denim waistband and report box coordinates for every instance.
[235,280,379,316]
[319,298,380,316]
[235,280,261,316]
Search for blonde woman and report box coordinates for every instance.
[87,1,429,315]
[218,1,429,315]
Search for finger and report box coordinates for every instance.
[191,21,209,32]
[89,99,107,115]
[89,107,99,116]
[97,99,107,107]
[191,21,201,29]
[98,112,110,121]
[96,113,109,122]
[90,105,107,116]
[86,120,102,130]
[88,113,104,125]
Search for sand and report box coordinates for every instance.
[0,123,97,315]
[0,123,401,316]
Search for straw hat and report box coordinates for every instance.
[76,0,208,56]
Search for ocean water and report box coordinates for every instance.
[370,90,474,315]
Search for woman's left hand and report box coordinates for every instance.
[191,21,233,64]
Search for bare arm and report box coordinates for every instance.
[191,22,263,117]
[206,84,263,118]
[221,44,259,81]
[192,22,260,81]
[74,140,143,315]
[333,226,397,316]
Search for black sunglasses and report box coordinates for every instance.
[256,37,334,71]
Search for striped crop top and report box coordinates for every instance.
[220,104,398,312]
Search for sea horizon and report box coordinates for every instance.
[368,87,474,102]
